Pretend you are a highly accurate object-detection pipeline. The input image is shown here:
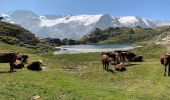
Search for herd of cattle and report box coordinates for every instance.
[0,52,43,72]
[0,51,170,76]
[101,50,143,71]
[101,50,170,76]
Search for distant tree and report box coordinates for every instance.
[0,16,4,21]
[68,39,79,45]
[136,26,141,28]
[62,38,68,45]
[129,29,135,34]
[115,27,120,30]
[49,38,61,45]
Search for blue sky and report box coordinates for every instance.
[0,0,170,20]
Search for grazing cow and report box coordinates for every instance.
[13,60,25,69]
[118,51,129,62]
[114,50,130,62]
[101,53,110,70]
[101,52,118,64]
[126,52,136,62]
[160,55,170,76]
[17,54,28,63]
[27,61,43,71]
[0,52,20,71]
[115,62,126,71]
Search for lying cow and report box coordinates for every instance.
[13,60,25,69]
[115,62,126,71]
[0,52,20,71]
[27,60,43,71]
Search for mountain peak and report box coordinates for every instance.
[1,10,170,39]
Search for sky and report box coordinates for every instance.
[0,0,170,20]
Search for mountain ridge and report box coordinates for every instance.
[1,10,170,40]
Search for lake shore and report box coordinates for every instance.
[54,44,142,54]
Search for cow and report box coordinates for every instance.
[131,56,143,62]
[160,54,170,76]
[126,52,136,62]
[101,53,110,70]
[17,54,28,63]
[13,60,25,69]
[27,60,43,71]
[115,50,129,62]
[0,52,20,71]
[101,52,118,64]
[111,50,128,62]
[115,62,126,71]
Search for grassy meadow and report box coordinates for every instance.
[0,43,169,100]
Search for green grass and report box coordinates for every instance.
[0,43,169,100]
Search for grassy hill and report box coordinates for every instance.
[80,26,170,44]
[0,21,40,45]
[0,21,61,53]
[1,21,170,99]
[0,41,169,99]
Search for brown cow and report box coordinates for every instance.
[160,54,170,76]
[0,52,19,71]
[115,62,126,71]
[101,53,110,70]
[101,52,118,64]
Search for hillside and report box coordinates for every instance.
[0,21,40,45]
[80,26,170,44]
[0,41,169,99]
[0,19,170,99]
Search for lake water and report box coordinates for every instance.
[54,44,141,54]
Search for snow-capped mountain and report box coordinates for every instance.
[0,10,169,40]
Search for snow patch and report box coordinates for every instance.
[157,21,170,26]
[0,14,10,17]
[39,15,103,27]
[143,19,150,26]
[118,16,138,24]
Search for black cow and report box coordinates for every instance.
[27,61,43,71]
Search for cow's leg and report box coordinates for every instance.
[119,55,122,62]
[104,62,107,70]
[106,62,109,70]
[114,57,116,64]
[10,62,14,72]
[164,65,167,76]
[107,63,109,70]
[168,65,170,76]
[103,61,105,69]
